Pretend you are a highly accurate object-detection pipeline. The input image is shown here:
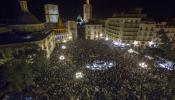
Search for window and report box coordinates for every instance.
[18,50,23,54]
[145,27,148,31]
[0,52,3,59]
[140,27,142,30]
[151,28,154,31]
[12,51,18,58]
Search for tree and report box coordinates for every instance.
[30,50,49,76]
[3,59,34,93]
[157,29,172,51]
[1,45,48,95]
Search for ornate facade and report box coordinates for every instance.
[53,17,72,43]
[0,0,56,65]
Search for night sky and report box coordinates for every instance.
[0,0,175,23]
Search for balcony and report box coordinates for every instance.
[123,29,138,32]
[123,32,137,35]
[108,26,120,31]
[122,36,136,40]
[108,23,120,27]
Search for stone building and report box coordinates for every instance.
[0,0,56,65]
[67,20,77,40]
[105,8,145,43]
[53,17,72,43]
[83,0,92,22]
[85,21,103,40]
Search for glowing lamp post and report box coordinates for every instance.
[68,36,72,40]
[105,37,109,41]
[63,40,67,43]
[100,33,103,37]
[59,55,65,60]
[139,62,148,68]
[61,45,66,49]
[133,41,139,47]
[96,35,99,38]
[75,72,83,79]
[128,49,134,53]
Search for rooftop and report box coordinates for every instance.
[0,30,52,45]
[12,12,41,25]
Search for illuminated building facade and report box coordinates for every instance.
[0,25,11,33]
[106,8,145,44]
[67,20,77,40]
[155,23,175,42]
[0,31,56,65]
[136,21,175,47]
[53,17,71,43]
[0,0,56,65]
[44,4,59,23]
[106,8,175,47]
[83,0,92,22]
[85,22,103,40]
[136,21,156,46]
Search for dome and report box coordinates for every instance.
[10,12,44,32]
[13,12,41,25]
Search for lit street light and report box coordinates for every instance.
[61,45,66,49]
[96,35,99,38]
[128,48,134,53]
[105,37,109,41]
[63,40,67,43]
[100,33,103,37]
[75,72,83,79]
[68,36,72,40]
[133,41,139,47]
[139,62,148,68]
[59,55,65,60]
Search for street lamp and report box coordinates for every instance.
[128,48,134,53]
[68,36,72,40]
[96,35,99,38]
[75,72,83,79]
[63,40,67,43]
[100,33,103,37]
[59,55,65,60]
[61,45,66,49]
[139,62,148,68]
[105,37,109,41]
[133,41,139,47]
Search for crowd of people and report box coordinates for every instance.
[6,40,175,100]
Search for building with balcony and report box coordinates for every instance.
[136,20,156,46]
[136,21,175,47]
[85,21,103,40]
[106,8,146,44]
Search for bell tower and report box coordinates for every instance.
[19,0,29,12]
[86,0,90,4]
[83,0,92,23]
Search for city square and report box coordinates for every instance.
[0,0,175,99]
[29,39,174,99]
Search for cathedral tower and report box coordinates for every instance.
[19,0,29,12]
[83,0,92,23]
